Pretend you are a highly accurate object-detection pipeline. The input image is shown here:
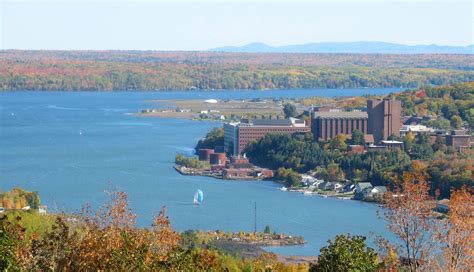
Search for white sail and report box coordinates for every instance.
[193,189,203,205]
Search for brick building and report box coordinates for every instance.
[367,98,401,143]
[311,111,369,141]
[224,118,309,155]
[446,130,471,151]
[309,98,401,143]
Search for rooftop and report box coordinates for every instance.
[251,119,292,126]
[381,140,403,144]
[312,111,368,119]
[400,125,434,132]
[228,118,307,127]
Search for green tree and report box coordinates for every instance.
[424,117,451,131]
[326,163,345,182]
[263,225,271,234]
[450,115,462,129]
[310,234,382,272]
[195,127,224,152]
[276,167,302,187]
[441,103,458,120]
[411,135,434,160]
[351,130,365,145]
[330,134,347,151]
[283,103,297,118]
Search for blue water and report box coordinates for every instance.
[0,89,398,255]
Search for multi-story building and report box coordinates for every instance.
[311,111,369,141]
[400,124,435,137]
[224,118,309,155]
[367,98,401,143]
[309,98,401,143]
[446,130,472,151]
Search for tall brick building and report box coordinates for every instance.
[224,118,309,155]
[311,111,369,141]
[367,99,401,143]
[310,98,401,143]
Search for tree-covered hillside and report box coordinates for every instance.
[390,82,474,128]
[1,51,473,91]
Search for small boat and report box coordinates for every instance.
[303,191,313,195]
[279,187,288,191]
[193,189,204,205]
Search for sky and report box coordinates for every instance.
[1,0,473,50]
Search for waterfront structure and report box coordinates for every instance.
[224,118,309,155]
[222,155,273,179]
[210,153,226,165]
[367,98,402,143]
[198,149,214,161]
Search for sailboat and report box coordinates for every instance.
[193,189,204,205]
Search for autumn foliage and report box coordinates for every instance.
[380,161,474,272]
[1,51,473,91]
[0,191,308,271]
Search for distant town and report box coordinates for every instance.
[173,87,472,207]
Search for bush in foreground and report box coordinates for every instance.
[309,234,383,272]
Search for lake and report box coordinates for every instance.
[0,89,399,255]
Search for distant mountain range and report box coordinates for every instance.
[210,42,474,54]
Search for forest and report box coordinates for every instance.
[1,50,473,91]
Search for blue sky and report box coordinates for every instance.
[1,0,472,50]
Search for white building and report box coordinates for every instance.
[400,125,434,137]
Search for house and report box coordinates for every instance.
[331,182,343,192]
[311,179,325,188]
[318,181,332,190]
[342,183,355,193]
[359,186,387,200]
[318,181,343,191]
[364,134,375,146]
[436,199,450,213]
[355,182,373,194]
[300,174,317,186]
[38,205,48,215]
[368,186,387,198]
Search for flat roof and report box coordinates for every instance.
[381,140,403,144]
[313,111,368,119]
[251,119,292,126]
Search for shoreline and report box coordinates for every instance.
[174,165,383,204]
[174,165,272,181]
